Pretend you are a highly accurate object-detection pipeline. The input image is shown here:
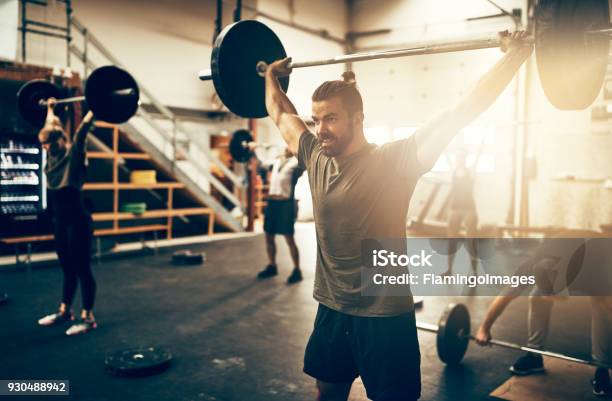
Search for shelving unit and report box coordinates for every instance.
[84,122,215,239]
[254,180,268,219]
[0,137,45,215]
[0,121,216,260]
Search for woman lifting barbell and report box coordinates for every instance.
[36,98,98,336]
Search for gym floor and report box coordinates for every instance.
[0,223,598,401]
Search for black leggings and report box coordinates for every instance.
[50,188,95,311]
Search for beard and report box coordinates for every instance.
[318,121,355,157]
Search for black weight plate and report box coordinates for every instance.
[535,0,610,110]
[16,80,62,128]
[0,293,9,306]
[211,20,290,118]
[85,66,140,123]
[229,129,254,162]
[105,346,172,377]
[171,250,204,266]
[437,303,470,365]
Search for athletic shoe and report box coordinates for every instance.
[592,374,612,397]
[38,311,74,326]
[509,352,545,375]
[65,319,97,336]
[257,264,278,279]
[287,268,303,284]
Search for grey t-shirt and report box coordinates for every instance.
[45,119,94,190]
[298,131,428,316]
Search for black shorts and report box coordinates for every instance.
[263,199,297,235]
[303,304,421,401]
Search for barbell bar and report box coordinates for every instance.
[17,65,140,127]
[197,0,611,118]
[37,88,137,107]
[417,303,611,369]
[228,129,284,162]
[198,37,511,81]
[198,26,612,79]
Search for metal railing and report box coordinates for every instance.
[67,17,245,231]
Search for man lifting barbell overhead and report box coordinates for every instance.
[474,240,612,397]
[37,98,98,336]
[262,30,532,401]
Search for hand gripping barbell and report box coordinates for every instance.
[419,303,611,369]
[198,0,612,118]
[17,65,140,128]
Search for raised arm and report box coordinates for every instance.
[265,58,308,154]
[72,110,95,152]
[415,31,533,170]
[42,98,62,131]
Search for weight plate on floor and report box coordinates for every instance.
[105,346,172,377]
[0,293,9,306]
[535,0,610,110]
[211,20,290,118]
[437,303,470,365]
[171,250,204,266]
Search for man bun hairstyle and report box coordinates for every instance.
[342,71,356,84]
[312,71,363,116]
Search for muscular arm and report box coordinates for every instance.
[264,58,308,154]
[415,32,533,170]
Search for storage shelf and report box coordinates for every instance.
[93,207,213,221]
[1,122,215,245]
[0,164,39,170]
[0,148,39,155]
[94,224,169,236]
[87,152,150,160]
[84,182,185,190]
[0,181,39,186]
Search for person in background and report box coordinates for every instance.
[256,146,305,284]
[37,98,97,336]
[444,147,479,276]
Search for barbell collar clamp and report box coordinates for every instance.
[199,69,213,81]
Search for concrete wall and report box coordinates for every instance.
[0,0,19,61]
[15,0,239,110]
[348,0,612,230]
[13,0,347,112]
[526,60,612,229]
[9,0,611,229]
[9,0,348,220]
[349,0,525,226]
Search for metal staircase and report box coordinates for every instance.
[64,17,245,232]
